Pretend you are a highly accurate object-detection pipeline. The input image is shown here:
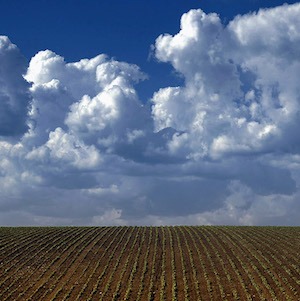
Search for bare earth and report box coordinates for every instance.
[0,226,300,300]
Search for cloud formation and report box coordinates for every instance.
[153,4,300,159]
[1,3,300,225]
[0,37,31,136]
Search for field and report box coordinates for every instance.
[0,226,300,301]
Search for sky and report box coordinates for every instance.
[0,0,300,226]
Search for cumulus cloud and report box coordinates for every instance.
[65,63,148,149]
[153,3,300,160]
[0,37,31,136]
[26,127,101,170]
[1,3,300,226]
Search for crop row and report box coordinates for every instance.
[0,226,300,301]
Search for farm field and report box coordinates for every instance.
[0,226,300,301]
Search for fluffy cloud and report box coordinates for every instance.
[65,61,149,149]
[26,127,101,170]
[1,3,300,226]
[153,4,300,160]
[24,50,148,147]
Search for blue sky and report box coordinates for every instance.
[1,0,300,225]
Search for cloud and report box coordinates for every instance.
[0,36,31,137]
[65,61,148,149]
[153,4,300,160]
[24,49,150,153]
[26,127,101,170]
[1,3,300,226]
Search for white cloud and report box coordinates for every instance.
[228,4,300,58]
[25,50,107,98]
[152,3,300,159]
[91,209,126,226]
[26,127,101,170]
[24,49,149,153]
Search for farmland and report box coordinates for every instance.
[0,226,300,300]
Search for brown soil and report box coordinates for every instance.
[0,226,300,301]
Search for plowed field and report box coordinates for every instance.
[0,226,300,300]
